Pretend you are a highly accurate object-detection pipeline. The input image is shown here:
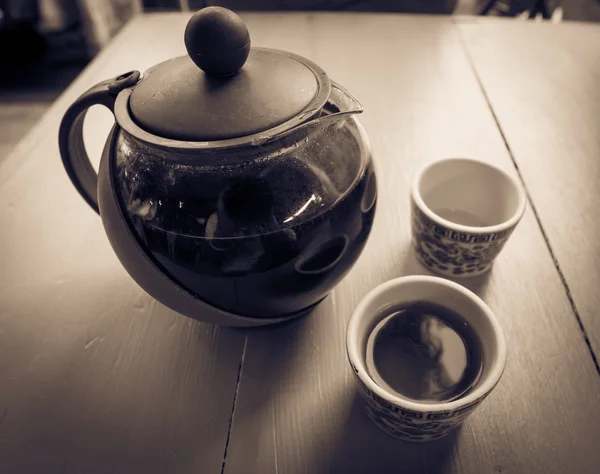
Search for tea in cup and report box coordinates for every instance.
[346,276,507,442]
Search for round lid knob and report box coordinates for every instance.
[184,7,250,77]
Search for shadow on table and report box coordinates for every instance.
[230,306,459,473]
[325,391,460,474]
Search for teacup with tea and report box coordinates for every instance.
[346,276,506,442]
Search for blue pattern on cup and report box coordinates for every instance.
[350,361,481,442]
[411,202,514,277]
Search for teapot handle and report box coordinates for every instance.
[59,71,140,214]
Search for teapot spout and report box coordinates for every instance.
[285,81,363,136]
[252,81,363,147]
[324,81,364,117]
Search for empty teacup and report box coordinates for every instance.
[411,158,526,277]
[346,276,507,442]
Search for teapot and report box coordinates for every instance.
[59,7,377,326]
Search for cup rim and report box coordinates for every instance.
[346,275,507,413]
[412,157,527,235]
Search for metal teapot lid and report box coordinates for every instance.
[129,7,331,142]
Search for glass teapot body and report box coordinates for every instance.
[103,92,376,320]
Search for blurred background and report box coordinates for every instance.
[0,0,599,160]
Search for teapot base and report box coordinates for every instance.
[219,295,328,328]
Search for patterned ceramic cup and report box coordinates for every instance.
[411,158,526,277]
[346,276,507,442]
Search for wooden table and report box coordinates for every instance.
[1,12,599,474]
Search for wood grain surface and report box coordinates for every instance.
[221,13,600,474]
[0,14,245,474]
[1,12,599,474]
[459,20,600,360]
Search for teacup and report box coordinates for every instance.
[346,276,507,442]
[411,158,526,277]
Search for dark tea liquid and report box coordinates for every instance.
[124,162,376,318]
[114,115,376,318]
[369,302,483,403]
